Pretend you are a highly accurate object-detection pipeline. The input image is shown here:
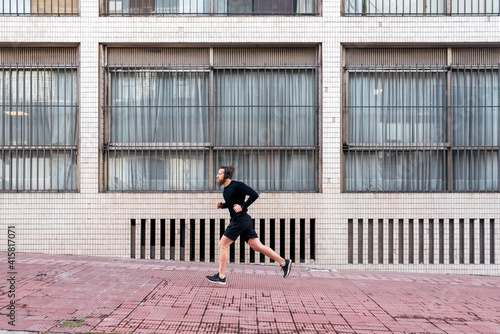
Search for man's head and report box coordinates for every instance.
[217,166,234,186]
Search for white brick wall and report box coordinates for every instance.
[0,0,499,275]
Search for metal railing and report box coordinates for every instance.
[0,0,78,15]
[344,0,499,15]
[103,0,319,16]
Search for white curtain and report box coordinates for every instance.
[108,151,208,191]
[110,71,207,144]
[348,71,447,144]
[346,151,447,191]
[346,71,448,191]
[215,150,315,191]
[108,71,209,191]
[0,70,77,146]
[344,0,445,15]
[0,69,77,191]
[452,152,498,191]
[346,69,500,192]
[451,70,499,190]
[297,0,316,13]
[112,0,316,14]
[214,0,315,14]
[0,0,31,14]
[0,151,77,191]
[111,0,208,14]
[214,69,316,191]
[155,0,208,14]
[452,0,499,14]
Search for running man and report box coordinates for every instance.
[206,166,292,285]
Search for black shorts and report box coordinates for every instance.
[223,214,258,243]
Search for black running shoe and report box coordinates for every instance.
[206,273,226,285]
[281,259,292,278]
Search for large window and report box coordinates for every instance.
[344,0,499,15]
[103,0,317,15]
[0,47,78,191]
[102,47,319,192]
[343,48,499,192]
[0,0,78,15]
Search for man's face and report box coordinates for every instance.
[217,168,226,186]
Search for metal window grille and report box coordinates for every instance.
[343,48,500,192]
[344,0,499,15]
[0,47,78,192]
[0,0,78,15]
[102,47,319,192]
[102,0,318,15]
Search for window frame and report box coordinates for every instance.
[101,0,320,16]
[101,46,321,193]
[0,0,79,16]
[0,48,79,193]
[342,47,500,193]
[342,0,499,16]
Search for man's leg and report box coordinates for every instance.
[218,235,234,278]
[247,238,286,266]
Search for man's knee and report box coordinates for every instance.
[219,237,232,251]
[248,238,263,252]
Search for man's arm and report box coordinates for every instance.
[239,183,259,210]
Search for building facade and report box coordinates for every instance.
[0,0,499,275]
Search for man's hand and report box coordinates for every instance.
[233,204,242,213]
[217,202,224,209]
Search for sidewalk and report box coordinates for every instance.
[1,253,500,334]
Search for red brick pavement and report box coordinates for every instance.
[1,252,500,333]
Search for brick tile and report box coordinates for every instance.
[3,253,500,334]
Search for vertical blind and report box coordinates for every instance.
[104,0,317,15]
[344,48,500,192]
[344,0,499,15]
[103,47,318,192]
[0,48,78,191]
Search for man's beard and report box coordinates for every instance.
[217,178,225,187]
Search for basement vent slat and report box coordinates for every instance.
[348,218,498,265]
[131,218,316,265]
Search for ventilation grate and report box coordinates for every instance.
[348,218,496,265]
[131,218,316,265]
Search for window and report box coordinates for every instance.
[107,0,207,14]
[0,47,78,191]
[451,67,499,191]
[102,47,319,192]
[214,0,316,14]
[1,0,78,15]
[103,0,317,15]
[344,0,499,15]
[343,48,500,192]
[452,0,499,14]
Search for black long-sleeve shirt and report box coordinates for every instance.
[221,181,259,219]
